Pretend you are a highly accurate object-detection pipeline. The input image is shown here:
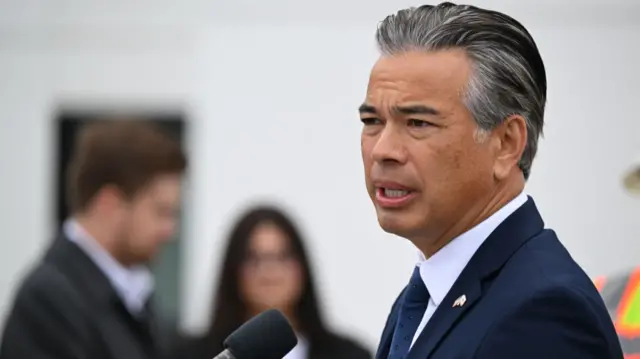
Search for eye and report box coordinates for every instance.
[361,117,382,126]
[408,119,432,128]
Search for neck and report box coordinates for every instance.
[417,175,524,258]
[73,213,124,264]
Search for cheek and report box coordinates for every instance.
[361,136,369,160]
[361,137,375,175]
[414,139,471,196]
[285,264,304,291]
[460,136,495,173]
[157,217,177,238]
[128,209,158,244]
[137,208,176,238]
[239,267,254,292]
[437,129,477,168]
[129,209,149,233]
[444,139,495,192]
[239,267,264,303]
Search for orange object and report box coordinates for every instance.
[594,276,606,291]
[596,268,640,354]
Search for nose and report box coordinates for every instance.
[371,125,408,165]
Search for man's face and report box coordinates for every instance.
[115,174,182,264]
[360,50,498,247]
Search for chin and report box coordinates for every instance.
[376,211,416,238]
[253,300,285,313]
[130,249,156,265]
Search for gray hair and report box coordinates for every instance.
[376,2,547,179]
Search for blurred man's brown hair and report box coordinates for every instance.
[66,119,187,213]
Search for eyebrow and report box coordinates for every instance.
[358,103,440,116]
[358,103,378,114]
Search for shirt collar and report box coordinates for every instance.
[283,335,309,359]
[64,218,154,314]
[417,192,528,306]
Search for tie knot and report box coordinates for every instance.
[405,266,429,304]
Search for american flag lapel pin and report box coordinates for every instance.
[453,294,467,308]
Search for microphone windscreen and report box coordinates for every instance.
[223,309,298,359]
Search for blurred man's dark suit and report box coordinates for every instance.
[0,232,159,359]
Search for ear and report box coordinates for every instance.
[94,185,126,212]
[493,115,527,180]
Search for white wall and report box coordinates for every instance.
[1,0,639,346]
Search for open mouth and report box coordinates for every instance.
[380,188,411,198]
[375,187,416,207]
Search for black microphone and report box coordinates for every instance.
[213,309,298,359]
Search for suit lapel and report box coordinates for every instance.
[407,197,545,359]
[45,234,118,304]
[375,287,407,359]
[407,269,481,359]
[375,314,396,359]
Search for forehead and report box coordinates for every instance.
[137,174,182,202]
[249,223,289,252]
[367,49,471,105]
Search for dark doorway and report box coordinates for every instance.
[53,109,187,341]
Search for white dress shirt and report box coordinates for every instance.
[283,335,309,359]
[64,219,154,315]
[409,192,528,348]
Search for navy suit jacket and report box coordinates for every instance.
[375,197,623,359]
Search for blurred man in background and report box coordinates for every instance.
[0,120,187,359]
[360,3,622,359]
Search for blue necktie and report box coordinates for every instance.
[388,266,430,359]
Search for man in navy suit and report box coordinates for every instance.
[359,3,623,359]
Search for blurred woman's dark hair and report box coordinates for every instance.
[205,204,335,353]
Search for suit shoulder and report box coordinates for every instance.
[476,284,622,358]
[516,284,605,315]
[492,230,614,330]
[509,229,598,294]
[484,251,621,352]
[0,261,99,358]
[18,259,72,292]
[10,259,83,313]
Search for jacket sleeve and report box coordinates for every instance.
[0,270,93,359]
[473,286,623,359]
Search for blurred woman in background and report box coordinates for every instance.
[172,205,372,359]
